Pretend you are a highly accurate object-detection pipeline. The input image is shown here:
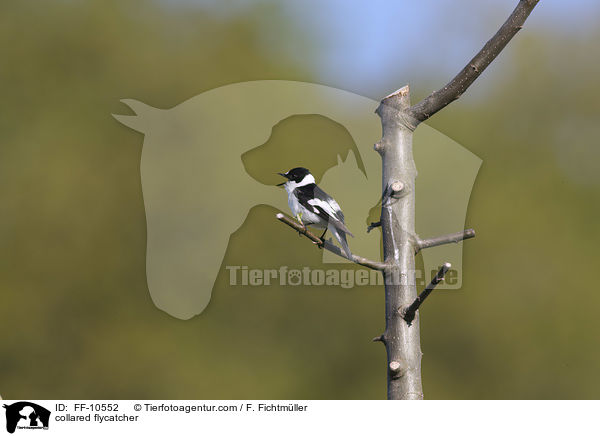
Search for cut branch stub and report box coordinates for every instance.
[389,360,406,379]
[391,181,404,194]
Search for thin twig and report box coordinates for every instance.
[275,213,387,271]
[401,263,451,326]
[416,229,476,253]
[367,221,381,233]
[407,0,540,127]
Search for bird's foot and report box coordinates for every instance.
[316,229,327,248]
[295,214,306,236]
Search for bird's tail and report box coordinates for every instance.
[330,225,352,259]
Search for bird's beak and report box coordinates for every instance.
[276,172,287,186]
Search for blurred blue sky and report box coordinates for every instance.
[161,0,600,97]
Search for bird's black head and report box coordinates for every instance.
[277,167,311,185]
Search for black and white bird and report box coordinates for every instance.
[277,167,354,258]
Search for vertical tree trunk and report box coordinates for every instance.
[375,86,423,400]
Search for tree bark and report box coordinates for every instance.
[375,86,423,399]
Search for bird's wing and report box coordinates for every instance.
[295,184,354,237]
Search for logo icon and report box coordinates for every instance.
[3,402,50,433]
[114,80,481,320]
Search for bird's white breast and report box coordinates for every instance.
[284,183,325,227]
[286,190,302,216]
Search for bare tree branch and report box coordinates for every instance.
[401,263,451,326]
[417,229,476,253]
[407,0,540,127]
[275,213,387,271]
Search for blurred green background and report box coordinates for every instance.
[1,0,599,399]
